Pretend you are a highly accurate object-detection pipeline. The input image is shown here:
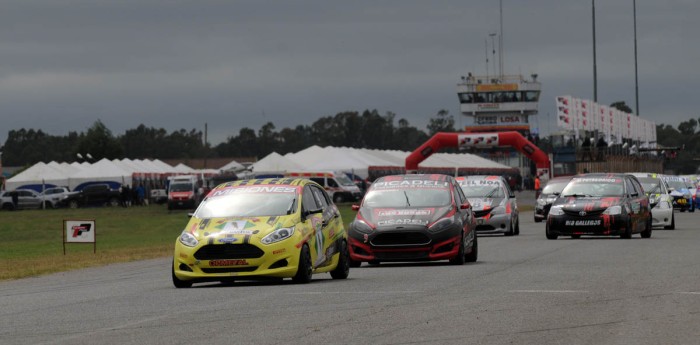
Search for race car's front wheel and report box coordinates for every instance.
[545,224,558,240]
[641,216,652,238]
[449,232,466,265]
[292,244,313,284]
[330,240,350,279]
[172,262,192,288]
[465,232,478,263]
[665,213,675,230]
[620,219,633,239]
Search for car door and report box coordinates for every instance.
[452,180,473,232]
[625,177,644,232]
[309,185,339,268]
[301,185,323,269]
[630,177,650,230]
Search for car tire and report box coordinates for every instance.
[1,203,13,211]
[349,259,362,268]
[172,262,192,288]
[571,235,581,239]
[333,194,344,204]
[368,260,380,266]
[691,202,695,213]
[292,244,313,284]
[641,216,652,238]
[465,232,478,263]
[514,219,520,235]
[545,224,558,240]
[330,240,350,279]
[665,213,675,230]
[68,200,79,209]
[449,232,466,265]
[620,219,633,239]
[504,218,515,236]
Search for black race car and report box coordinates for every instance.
[347,174,477,266]
[546,173,652,239]
[534,176,573,223]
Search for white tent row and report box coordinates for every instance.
[250,146,513,179]
[4,158,199,191]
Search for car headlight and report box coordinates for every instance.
[352,220,374,234]
[179,231,199,247]
[536,198,547,206]
[603,205,622,215]
[549,206,564,216]
[428,217,454,232]
[261,227,295,245]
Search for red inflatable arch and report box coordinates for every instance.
[405,131,551,178]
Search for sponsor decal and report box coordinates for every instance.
[461,180,501,186]
[217,220,255,234]
[377,209,432,217]
[211,186,297,197]
[209,259,249,266]
[376,219,429,226]
[565,220,602,226]
[572,178,621,184]
[218,237,238,243]
[372,180,449,189]
[272,248,286,255]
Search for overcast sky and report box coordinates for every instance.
[1,0,698,146]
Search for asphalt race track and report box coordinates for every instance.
[2,211,700,345]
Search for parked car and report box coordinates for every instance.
[172,177,349,288]
[285,171,363,203]
[0,189,43,210]
[546,173,652,239]
[347,174,476,266]
[58,184,121,208]
[534,176,573,223]
[39,187,78,209]
[456,175,519,236]
[628,173,674,230]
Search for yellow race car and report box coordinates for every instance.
[172,178,349,287]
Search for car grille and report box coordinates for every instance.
[563,209,604,217]
[375,251,429,260]
[194,244,264,260]
[473,209,491,218]
[371,232,431,246]
[201,266,258,274]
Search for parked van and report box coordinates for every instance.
[167,175,199,210]
[285,171,362,203]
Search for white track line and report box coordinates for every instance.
[509,290,589,293]
[675,291,700,295]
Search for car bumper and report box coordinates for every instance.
[651,207,673,228]
[347,225,464,262]
[547,213,630,236]
[475,213,513,234]
[173,240,302,282]
[671,197,691,210]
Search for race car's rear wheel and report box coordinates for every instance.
[505,218,515,236]
[545,224,558,240]
[465,232,478,263]
[514,219,520,235]
[172,262,192,288]
[292,244,313,284]
[665,213,675,230]
[449,232,466,265]
[330,240,350,279]
[641,216,652,238]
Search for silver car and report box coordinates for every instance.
[0,189,43,210]
[629,173,674,229]
[456,175,519,236]
[39,187,79,208]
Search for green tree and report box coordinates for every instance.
[427,109,455,136]
[75,120,123,160]
[610,101,633,114]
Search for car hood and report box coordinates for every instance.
[466,197,505,211]
[552,196,622,213]
[184,215,296,244]
[359,206,451,228]
[670,189,690,197]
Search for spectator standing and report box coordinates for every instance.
[135,184,145,206]
[121,185,131,207]
[10,191,18,209]
[534,175,541,198]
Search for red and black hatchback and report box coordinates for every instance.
[347,174,477,266]
[546,173,652,239]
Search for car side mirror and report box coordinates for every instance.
[302,207,323,219]
[630,192,639,197]
[352,204,360,211]
[460,201,471,210]
[668,187,675,192]
[509,193,515,198]
[187,212,194,218]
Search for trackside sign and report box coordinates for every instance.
[63,220,96,254]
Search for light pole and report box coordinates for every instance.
[592,0,598,102]
[633,0,639,115]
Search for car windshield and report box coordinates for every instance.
[461,184,505,198]
[561,177,624,197]
[194,187,297,218]
[637,177,662,194]
[541,181,570,195]
[335,175,356,187]
[170,183,193,192]
[666,180,687,191]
